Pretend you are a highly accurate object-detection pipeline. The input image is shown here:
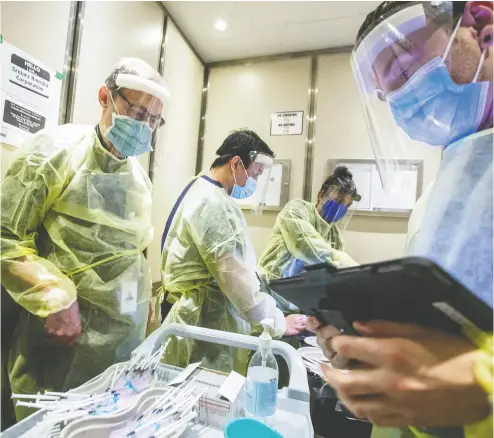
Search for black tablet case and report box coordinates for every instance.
[270,257,493,335]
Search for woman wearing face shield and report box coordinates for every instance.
[258,166,360,310]
[310,2,493,437]
[159,130,306,375]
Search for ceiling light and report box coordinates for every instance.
[214,19,228,31]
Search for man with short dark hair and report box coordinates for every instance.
[160,129,306,374]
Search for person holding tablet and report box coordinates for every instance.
[311,1,493,437]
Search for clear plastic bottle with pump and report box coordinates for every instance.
[245,318,279,421]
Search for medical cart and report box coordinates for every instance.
[1,324,313,438]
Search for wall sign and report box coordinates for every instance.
[1,38,63,147]
[270,111,303,136]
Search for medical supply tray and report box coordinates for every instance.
[2,324,313,438]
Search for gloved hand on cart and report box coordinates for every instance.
[284,314,308,336]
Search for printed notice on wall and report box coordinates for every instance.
[1,40,63,147]
[270,111,303,136]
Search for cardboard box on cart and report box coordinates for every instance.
[168,362,246,430]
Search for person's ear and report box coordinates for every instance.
[98,85,111,109]
[463,1,493,50]
[230,156,240,171]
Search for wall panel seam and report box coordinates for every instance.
[148,11,169,184]
[303,56,318,201]
[59,1,85,124]
[195,68,210,174]
[159,1,205,65]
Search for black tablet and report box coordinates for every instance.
[269,257,493,336]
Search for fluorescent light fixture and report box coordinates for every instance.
[214,19,228,31]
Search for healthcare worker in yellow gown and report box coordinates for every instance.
[312,2,493,438]
[258,166,360,312]
[160,130,307,375]
[1,58,170,420]
[259,166,360,280]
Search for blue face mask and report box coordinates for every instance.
[104,114,153,157]
[386,15,489,148]
[231,163,257,199]
[387,56,489,147]
[322,200,348,223]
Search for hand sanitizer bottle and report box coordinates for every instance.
[245,318,279,420]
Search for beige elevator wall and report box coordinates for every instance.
[202,58,312,257]
[314,53,442,263]
[204,53,442,263]
[147,21,204,282]
[0,1,72,180]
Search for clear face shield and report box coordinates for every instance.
[317,185,361,231]
[234,151,275,215]
[104,73,170,157]
[351,1,490,193]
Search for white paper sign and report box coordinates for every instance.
[1,40,62,147]
[270,111,303,136]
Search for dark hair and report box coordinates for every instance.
[211,129,275,169]
[356,1,467,44]
[319,166,358,198]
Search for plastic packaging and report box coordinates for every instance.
[245,319,279,418]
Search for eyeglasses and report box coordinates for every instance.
[114,89,165,129]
